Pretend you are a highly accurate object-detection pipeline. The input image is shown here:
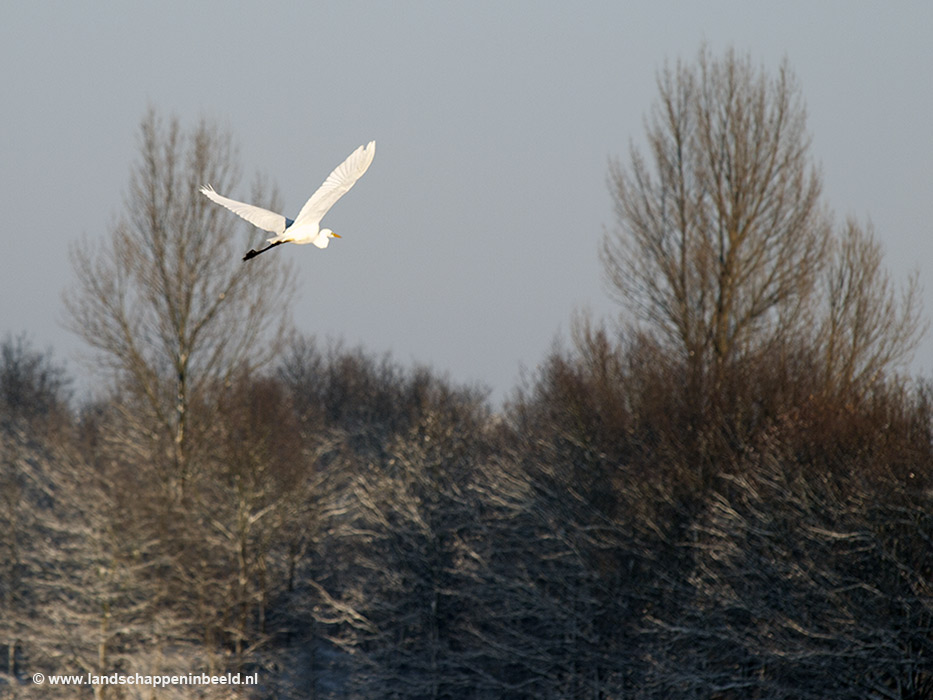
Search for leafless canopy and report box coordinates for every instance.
[65,109,295,490]
[603,47,828,377]
[819,217,926,398]
[603,46,924,400]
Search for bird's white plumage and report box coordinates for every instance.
[293,141,376,228]
[200,185,289,234]
[200,140,375,259]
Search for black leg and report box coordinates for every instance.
[243,240,285,261]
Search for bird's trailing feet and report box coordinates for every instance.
[243,240,285,261]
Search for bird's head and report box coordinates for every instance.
[313,228,342,249]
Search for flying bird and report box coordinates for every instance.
[200,141,375,261]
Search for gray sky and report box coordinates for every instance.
[2,2,932,405]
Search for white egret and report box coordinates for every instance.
[201,141,375,261]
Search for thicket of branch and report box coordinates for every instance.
[2,327,930,699]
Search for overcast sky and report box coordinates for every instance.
[2,2,932,405]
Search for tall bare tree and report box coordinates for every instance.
[65,109,295,494]
[603,47,829,388]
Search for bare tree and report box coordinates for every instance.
[0,335,70,429]
[603,47,829,388]
[647,440,933,699]
[65,109,295,494]
[0,421,166,700]
[818,217,926,400]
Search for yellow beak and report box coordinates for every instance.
[332,233,341,238]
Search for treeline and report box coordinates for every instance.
[2,46,932,698]
[1,328,931,699]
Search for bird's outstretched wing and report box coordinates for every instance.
[200,185,289,235]
[292,141,375,228]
